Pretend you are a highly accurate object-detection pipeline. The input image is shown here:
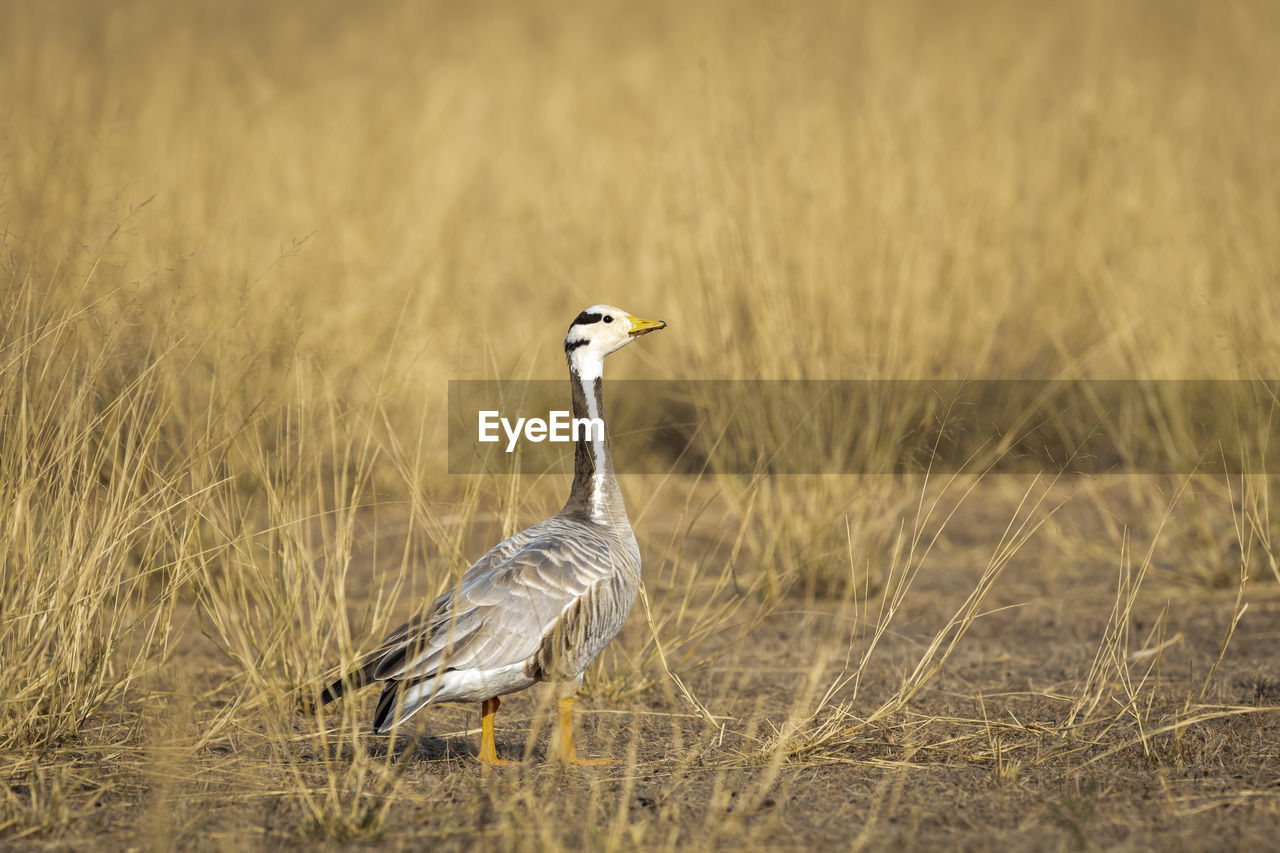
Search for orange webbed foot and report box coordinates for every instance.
[550,696,614,766]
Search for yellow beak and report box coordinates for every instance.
[627,316,667,337]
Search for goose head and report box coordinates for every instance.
[564,304,665,380]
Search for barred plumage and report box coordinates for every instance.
[315,305,665,765]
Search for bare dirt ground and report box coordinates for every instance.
[10,481,1278,851]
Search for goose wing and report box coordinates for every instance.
[369,531,627,683]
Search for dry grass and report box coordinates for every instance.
[3,0,1280,849]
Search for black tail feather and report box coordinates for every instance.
[371,682,402,734]
[319,667,371,705]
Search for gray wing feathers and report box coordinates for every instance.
[527,570,635,681]
[368,520,636,685]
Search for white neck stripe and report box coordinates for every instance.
[576,370,608,521]
[571,348,604,382]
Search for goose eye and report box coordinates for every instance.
[603,315,613,323]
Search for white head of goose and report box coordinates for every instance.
[314,305,666,765]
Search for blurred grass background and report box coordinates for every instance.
[6,0,1278,395]
[2,0,1279,845]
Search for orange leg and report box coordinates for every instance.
[551,696,613,765]
[476,697,518,766]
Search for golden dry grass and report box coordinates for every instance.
[2,0,1280,849]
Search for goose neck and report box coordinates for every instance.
[563,365,627,524]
